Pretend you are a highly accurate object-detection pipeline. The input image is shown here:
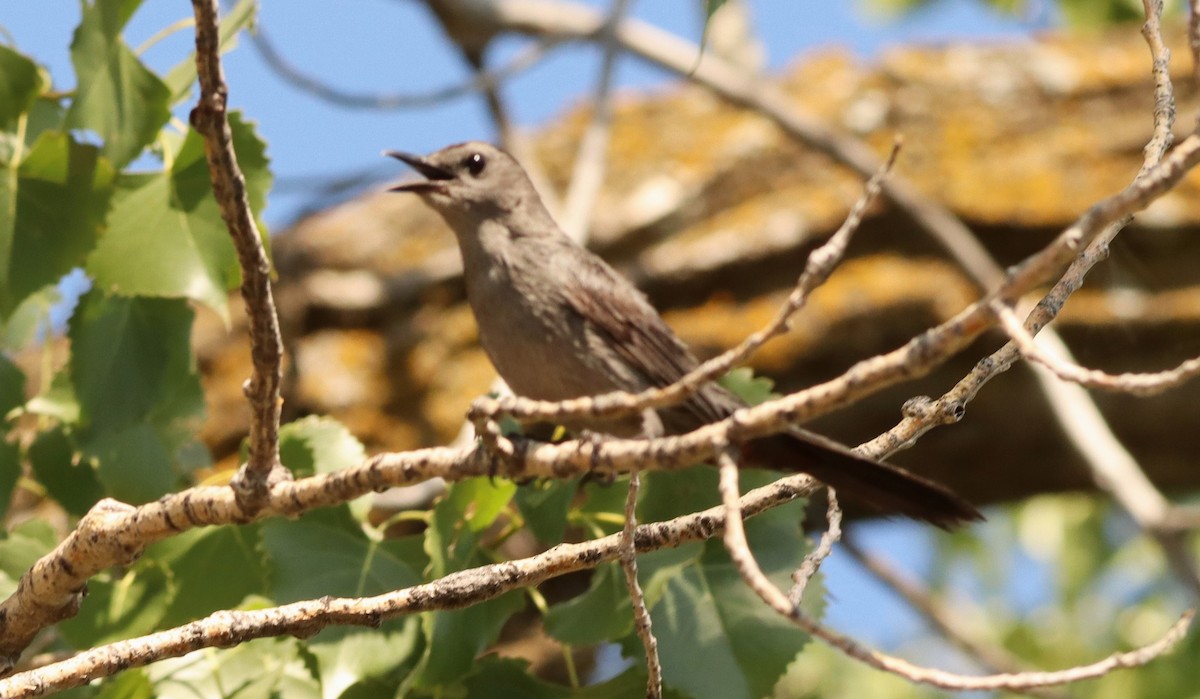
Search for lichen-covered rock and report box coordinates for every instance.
[195,27,1200,505]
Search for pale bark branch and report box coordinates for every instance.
[996,304,1200,396]
[0,474,815,697]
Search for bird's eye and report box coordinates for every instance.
[464,152,486,176]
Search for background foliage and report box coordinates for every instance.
[0,1,1196,697]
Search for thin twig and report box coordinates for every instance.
[189,0,284,511]
[8,461,1183,696]
[841,535,1072,699]
[250,23,559,111]
[996,303,1200,396]
[789,488,841,606]
[712,455,1191,694]
[619,467,661,699]
[866,0,1200,597]
[1141,0,1176,163]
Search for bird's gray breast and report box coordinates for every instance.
[463,244,655,436]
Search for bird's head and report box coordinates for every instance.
[386,141,529,221]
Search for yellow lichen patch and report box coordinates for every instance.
[664,255,977,375]
[295,330,390,411]
[406,304,498,440]
[417,347,498,442]
[1056,285,1200,327]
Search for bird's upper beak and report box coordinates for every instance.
[385,150,454,193]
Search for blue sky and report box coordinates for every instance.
[3,0,1048,227]
[2,0,1057,653]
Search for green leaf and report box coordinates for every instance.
[69,292,208,502]
[639,467,721,523]
[0,519,57,598]
[448,476,516,533]
[0,45,44,129]
[1,131,112,317]
[1,284,61,351]
[146,636,318,699]
[0,352,25,417]
[637,491,815,699]
[173,111,271,228]
[58,563,171,647]
[425,481,483,576]
[544,562,632,645]
[65,0,171,168]
[704,0,729,21]
[261,513,422,603]
[263,511,424,696]
[163,0,259,103]
[87,113,271,319]
[698,0,729,57]
[1059,0,1146,25]
[410,489,525,688]
[461,656,568,698]
[576,665,690,699]
[24,366,80,424]
[413,592,524,688]
[150,525,267,629]
[574,477,633,540]
[717,367,776,406]
[514,477,578,545]
[307,624,420,699]
[94,668,155,699]
[280,416,367,478]
[0,440,17,526]
[24,99,67,148]
[28,425,104,516]
[280,416,369,519]
[0,355,23,521]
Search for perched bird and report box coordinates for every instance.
[388,141,982,529]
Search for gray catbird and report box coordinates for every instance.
[388,141,982,529]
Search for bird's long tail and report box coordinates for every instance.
[743,429,983,530]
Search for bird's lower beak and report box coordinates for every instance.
[385,150,453,193]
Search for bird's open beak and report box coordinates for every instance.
[384,150,454,193]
